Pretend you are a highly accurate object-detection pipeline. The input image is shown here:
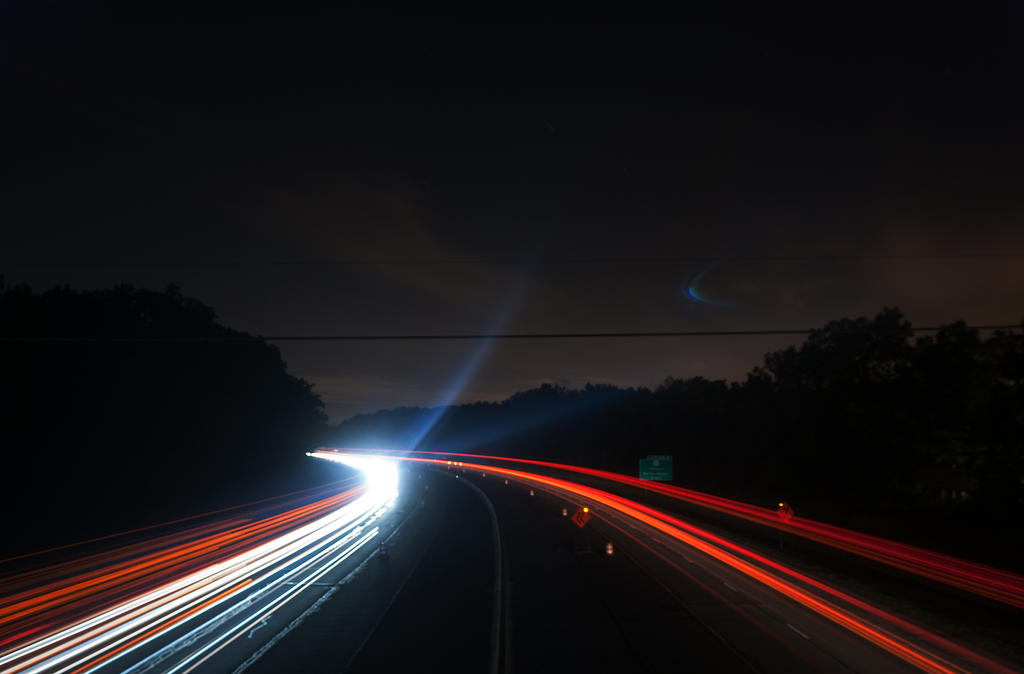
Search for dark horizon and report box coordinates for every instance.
[5,272,1021,423]
[3,10,1024,672]
[3,9,1022,421]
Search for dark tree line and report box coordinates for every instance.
[331,308,1024,563]
[0,280,330,555]
[3,279,1020,565]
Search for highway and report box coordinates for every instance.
[399,449,1024,610]
[0,454,407,674]
[315,449,1019,674]
[2,449,1020,673]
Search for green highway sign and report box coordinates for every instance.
[639,454,673,481]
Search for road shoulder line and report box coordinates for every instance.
[445,471,504,674]
[231,499,421,674]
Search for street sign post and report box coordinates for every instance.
[639,455,673,481]
[571,507,591,528]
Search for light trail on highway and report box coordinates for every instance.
[351,448,1024,611]
[0,454,399,674]
[314,449,1017,674]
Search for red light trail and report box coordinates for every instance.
[2,449,1016,673]
[0,456,399,673]
[349,448,1024,610]
[316,449,1017,674]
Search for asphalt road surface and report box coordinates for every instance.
[14,459,1011,673]
[240,466,493,673]
[202,464,943,673]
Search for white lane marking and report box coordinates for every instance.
[246,618,270,639]
[173,529,381,673]
[233,586,338,672]
[722,581,738,592]
[121,512,384,674]
[450,473,503,674]
[787,623,810,640]
[231,496,421,674]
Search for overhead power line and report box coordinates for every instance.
[5,254,1024,269]
[2,324,1020,342]
[263,324,1021,340]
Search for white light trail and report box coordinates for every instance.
[0,455,399,674]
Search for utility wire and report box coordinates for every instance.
[2,324,1020,342]
[262,325,1022,340]
[5,254,1024,269]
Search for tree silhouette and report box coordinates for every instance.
[0,281,328,555]
[329,307,1024,565]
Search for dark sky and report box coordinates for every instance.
[2,7,1022,421]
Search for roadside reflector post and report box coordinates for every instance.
[562,507,568,517]
[777,500,794,522]
[606,542,614,556]
[777,500,794,551]
[504,479,509,485]
[529,489,535,496]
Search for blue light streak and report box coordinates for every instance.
[405,276,531,449]
[685,265,733,308]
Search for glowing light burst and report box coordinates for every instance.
[307,451,399,508]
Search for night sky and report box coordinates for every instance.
[3,8,1022,421]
